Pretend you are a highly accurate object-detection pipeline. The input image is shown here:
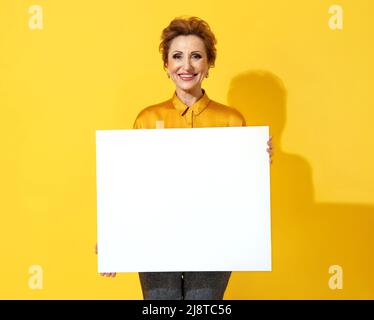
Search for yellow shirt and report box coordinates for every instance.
[133,89,246,129]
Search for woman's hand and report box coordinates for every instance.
[95,243,117,278]
[267,136,274,164]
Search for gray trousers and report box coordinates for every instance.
[139,271,231,300]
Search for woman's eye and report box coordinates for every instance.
[173,54,182,59]
[192,54,202,59]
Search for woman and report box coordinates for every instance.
[98,16,273,300]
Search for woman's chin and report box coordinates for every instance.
[176,82,199,92]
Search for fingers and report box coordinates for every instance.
[268,152,273,164]
[267,136,274,165]
[106,273,116,277]
[267,136,274,148]
[100,272,116,278]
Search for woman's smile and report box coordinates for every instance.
[178,73,198,81]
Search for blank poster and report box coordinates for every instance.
[96,126,271,272]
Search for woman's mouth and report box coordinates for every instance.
[178,73,197,81]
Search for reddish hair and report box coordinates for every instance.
[159,16,217,69]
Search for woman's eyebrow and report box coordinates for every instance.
[171,50,203,54]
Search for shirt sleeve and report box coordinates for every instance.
[234,107,246,127]
[228,108,246,127]
[132,116,142,129]
[241,114,247,127]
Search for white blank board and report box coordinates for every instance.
[96,126,271,272]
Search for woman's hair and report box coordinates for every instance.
[159,16,217,69]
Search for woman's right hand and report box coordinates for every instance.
[95,243,116,277]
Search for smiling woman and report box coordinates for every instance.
[132,17,252,130]
[97,16,273,300]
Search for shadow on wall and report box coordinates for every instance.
[225,71,374,299]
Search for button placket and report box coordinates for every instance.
[185,108,193,127]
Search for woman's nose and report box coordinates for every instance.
[183,58,193,71]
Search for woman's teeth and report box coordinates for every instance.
[179,74,196,81]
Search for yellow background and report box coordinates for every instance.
[0,0,373,299]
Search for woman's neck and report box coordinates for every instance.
[175,87,204,107]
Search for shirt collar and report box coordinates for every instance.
[172,89,210,116]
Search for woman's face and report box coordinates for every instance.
[166,35,210,94]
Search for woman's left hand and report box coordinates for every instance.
[267,136,274,164]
